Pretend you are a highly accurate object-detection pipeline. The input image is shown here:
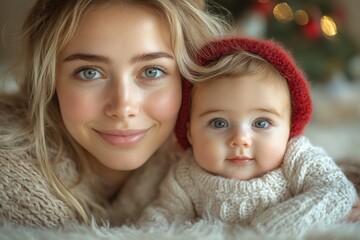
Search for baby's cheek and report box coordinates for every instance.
[262,140,288,166]
[192,137,223,161]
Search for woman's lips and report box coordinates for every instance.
[96,128,149,147]
[227,156,253,165]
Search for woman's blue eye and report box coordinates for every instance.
[142,67,164,79]
[210,119,228,129]
[78,68,102,80]
[253,119,270,129]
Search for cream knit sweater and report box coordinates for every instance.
[0,98,175,228]
[139,136,357,234]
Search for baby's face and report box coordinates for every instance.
[187,73,291,180]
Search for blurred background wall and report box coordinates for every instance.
[0,0,35,70]
[212,0,360,83]
[0,0,359,163]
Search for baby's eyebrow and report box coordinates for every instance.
[198,109,224,118]
[255,107,282,117]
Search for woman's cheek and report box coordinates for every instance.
[57,88,100,128]
[146,86,182,123]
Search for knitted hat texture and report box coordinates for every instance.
[175,37,313,149]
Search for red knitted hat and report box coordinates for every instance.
[175,37,313,149]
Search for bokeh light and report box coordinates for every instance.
[273,3,294,22]
[320,16,337,36]
[294,10,309,26]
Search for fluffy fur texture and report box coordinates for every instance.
[1,220,360,240]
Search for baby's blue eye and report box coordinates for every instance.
[210,119,229,129]
[78,68,102,80]
[253,119,270,129]
[142,67,164,79]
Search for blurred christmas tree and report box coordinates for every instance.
[210,0,359,83]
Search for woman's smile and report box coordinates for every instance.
[95,128,151,147]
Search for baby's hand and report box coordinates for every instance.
[347,198,360,222]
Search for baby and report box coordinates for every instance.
[138,37,357,234]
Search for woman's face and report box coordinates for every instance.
[56,3,182,172]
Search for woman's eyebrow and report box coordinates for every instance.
[131,52,174,63]
[63,53,109,63]
[63,52,174,63]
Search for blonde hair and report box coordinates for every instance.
[0,0,229,224]
[191,51,291,110]
[191,51,285,82]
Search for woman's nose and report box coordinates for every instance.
[105,80,139,120]
[229,130,252,148]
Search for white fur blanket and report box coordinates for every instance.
[1,220,360,240]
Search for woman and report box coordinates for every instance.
[0,0,228,228]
